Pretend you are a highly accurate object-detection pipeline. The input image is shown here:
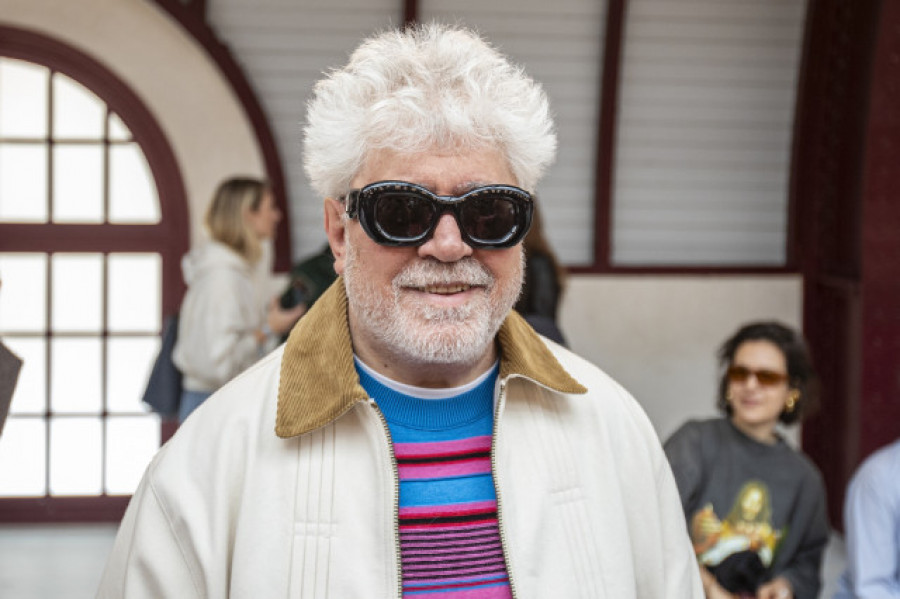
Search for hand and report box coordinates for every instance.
[756,576,792,599]
[266,297,307,337]
[695,504,723,535]
[707,585,737,599]
[691,504,723,554]
[700,566,736,599]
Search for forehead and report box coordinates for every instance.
[733,340,786,370]
[352,147,517,193]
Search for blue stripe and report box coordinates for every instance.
[400,476,497,507]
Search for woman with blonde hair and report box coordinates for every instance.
[173,177,305,421]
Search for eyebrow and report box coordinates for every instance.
[449,181,490,195]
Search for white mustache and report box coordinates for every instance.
[393,258,494,289]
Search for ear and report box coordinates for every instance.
[324,197,348,275]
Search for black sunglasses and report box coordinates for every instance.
[344,180,534,249]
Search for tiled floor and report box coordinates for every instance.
[0,523,847,598]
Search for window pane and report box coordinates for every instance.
[107,337,158,413]
[50,338,102,414]
[105,416,159,495]
[0,58,48,138]
[107,253,160,332]
[108,113,131,141]
[0,417,47,497]
[109,144,160,223]
[52,144,103,223]
[53,73,105,140]
[0,253,47,333]
[49,417,102,496]
[51,253,102,333]
[4,337,46,415]
[0,143,49,223]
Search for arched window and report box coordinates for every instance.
[0,27,188,521]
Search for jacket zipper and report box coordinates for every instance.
[369,399,403,598]
[492,377,518,599]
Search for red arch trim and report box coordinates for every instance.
[151,0,293,271]
[0,24,190,316]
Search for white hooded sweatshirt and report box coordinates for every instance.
[172,240,268,392]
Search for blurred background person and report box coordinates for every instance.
[173,177,304,422]
[275,242,337,342]
[664,321,829,599]
[514,204,567,345]
[833,436,900,598]
[0,274,23,435]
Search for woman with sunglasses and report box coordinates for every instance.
[664,321,829,599]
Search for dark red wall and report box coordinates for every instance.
[796,0,900,528]
[857,0,900,458]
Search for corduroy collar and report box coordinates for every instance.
[276,278,587,438]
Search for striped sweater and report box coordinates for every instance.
[355,359,512,598]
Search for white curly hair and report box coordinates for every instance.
[303,22,557,198]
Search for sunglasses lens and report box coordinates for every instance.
[727,366,750,383]
[756,370,786,386]
[460,195,521,245]
[372,191,436,242]
[727,366,787,386]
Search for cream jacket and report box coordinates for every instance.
[98,281,702,598]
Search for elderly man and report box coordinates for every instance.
[98,24,701,598]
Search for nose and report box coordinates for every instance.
[417,213,473,263]
[744,373,761,389]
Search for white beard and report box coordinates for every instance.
[343,242,523,367]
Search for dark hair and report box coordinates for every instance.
[716,321,819,425]
[515,204,566,318]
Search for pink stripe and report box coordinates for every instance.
[403,583,512,599]
[404,563,508,577]
[405,564,507,576]
[404,549,504,561]
[399,501,496,518]
[404,540,501,552]
[407,585,512,598]
[399,459,491,479]
[402,522,496,535]
[404,543,501,554]
[401,519,496,533]
[404,554,504,567]
[402,532,500,545]
[406,574,507,587]
[402,534,499,544]
[394,436,492,458]
[404,545,501,556]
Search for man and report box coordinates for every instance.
[834,438,900,598]
[98,23,701,598]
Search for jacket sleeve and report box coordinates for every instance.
[841,453,900,598]
[778,469,829,599]
[96,467,203,598]
[653,442,706,598]
[175,267,261,389]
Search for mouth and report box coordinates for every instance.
[737,397,764,408]
[420,283,474,295]
[393,258,494,304]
